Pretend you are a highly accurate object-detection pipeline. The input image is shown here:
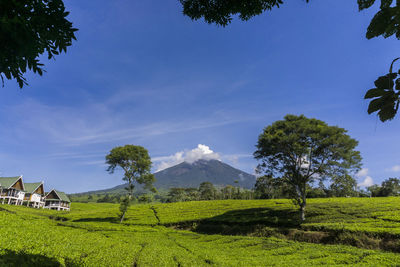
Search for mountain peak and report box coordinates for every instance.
[77,159,256,195]
[154,159,255,189]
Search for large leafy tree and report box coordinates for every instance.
[381,177,400,196]
[254,115,362,221]
[106,145,155,222]
[180,0,400,121]
[329,174,358,197]
[198,181,217,200]
[254,175,281,199]
[0,0,77,88]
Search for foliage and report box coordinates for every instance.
[167,187,200,202]
[254,175,289,199]
[137,194,153,203]
[365,58,400,121]
[180,0,303,27]
[254,114,362,221]
[306,184,328,198]
[96,194,120,203]
[368,177,400,197]
[4,198,400,265]
[118,196,131,220]
[0,0,77,88]
[106,145,155,222]
[198,182,217,200]
[368,184,383,197]
[381,177,400,196]
[167,182,257,202]
[329,174,358,197]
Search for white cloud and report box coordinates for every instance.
[356,168,369,178]
[355,168,374,187]
[358,176,374,187]
[386,165,400,172]
[154,144,220,172]
[6,98,251,147]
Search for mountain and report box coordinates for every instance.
[77,160,256,195]
[154,159,256,189]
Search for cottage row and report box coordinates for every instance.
[0,176,70,211]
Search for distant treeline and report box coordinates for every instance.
[69,177,400,204]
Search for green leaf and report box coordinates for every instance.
[380,0,393,9]
[367,97,385,114]
[358,0,376,10]
[395,78,400,90]
[374,74,396,89]
[378,99,398,121]
[364,88,385,99]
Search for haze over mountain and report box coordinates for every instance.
[79,159,256,195]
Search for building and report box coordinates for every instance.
[44,189,71,211]
[24,182,45,208]
[0,176,25,205]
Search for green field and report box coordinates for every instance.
[2,198,400,266]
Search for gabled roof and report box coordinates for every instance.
[0,176,24,190]
[45,189,70,203]
[24,182,43,194]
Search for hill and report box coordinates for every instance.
[78,159,256,195]
[2,198,400,265]
[154,159,255,188]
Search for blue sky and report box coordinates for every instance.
[1,0,400,193]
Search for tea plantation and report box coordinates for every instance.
[2,198,400,266]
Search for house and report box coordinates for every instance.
[0,176,25,205]
[44,189,71,211]
[24,182,45,208]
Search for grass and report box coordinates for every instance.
[2,198,400,265]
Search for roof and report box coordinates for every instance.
[24,182,43,194]
[45,189,71,203]
[0,176,23,190]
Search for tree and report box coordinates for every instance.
[329,174,358,197]
[254,175,277,199]
[367,177,400,197]
[199,182,217,200]
[254,115,362,221]
[367,184,382,197]
[97,194,113,203]
[167,188,187,202]
[180,0,400,121]
[185,188,200,201]
[106,145,155,222]
[221,185,235,199]
[138,194,153,203]
[380,177,400,196]
[0,0,77,88]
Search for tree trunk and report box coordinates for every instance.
[300,203,306,221]
[299,182,307,222]
[120,210,126,223]
[120,183,133,223]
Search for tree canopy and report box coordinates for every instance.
[254,114,362,221]
[0,0,77,88]
[329,174,358,197]
[198,181,217,200]
[180,0,400,121]
[368,177,400,196]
